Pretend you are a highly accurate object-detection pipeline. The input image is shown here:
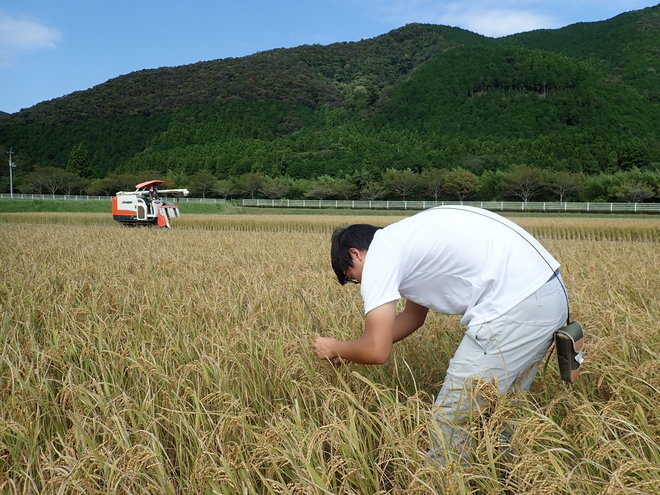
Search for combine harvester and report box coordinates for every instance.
[112,180,189,228]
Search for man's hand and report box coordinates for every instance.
[311,302,397,365]
[330,357,344,367]
[313,337,348,366]
[313,336,338,360]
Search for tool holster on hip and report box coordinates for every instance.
[555,321,585,384]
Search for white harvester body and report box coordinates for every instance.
[112,180,189,228]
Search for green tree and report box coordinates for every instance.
[612,180,655,202]
[333,178,358,200]
[86,174,137,195]
[360,181,386,200]
[546,170,583,202]
[305,175,337,200]
[504,164,545,202]
[287,178,309,199]
[237,172,265,199]
[215,179,237,199]
[347,168,379,192]
[188,170,218,199]
[19,169,45,194]
[259,176,291,199]
[166,169,190,189]
[580,174,618,202]
[60,174,88,195]
[478,170,507,200]
[420,168,447,201]
[20,166,83,195]
[443,168,480,201]
[617,139,649,170]
[382,168,419,200]
[67,143,95,178]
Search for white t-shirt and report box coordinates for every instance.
[361,206,560,326]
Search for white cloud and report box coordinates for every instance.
[448,8,557,37]
[0,14,62,67]
[376,1,564,37]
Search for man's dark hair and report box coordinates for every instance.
[331,224,382,285]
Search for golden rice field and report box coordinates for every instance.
[0,212,658,494]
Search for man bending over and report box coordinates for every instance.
[313,205,569,463]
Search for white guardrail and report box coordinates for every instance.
[242,198,660,214]
[1,193,658,213]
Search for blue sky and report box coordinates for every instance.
[1,1,656,114]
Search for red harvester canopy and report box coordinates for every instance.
[135,180,165,189]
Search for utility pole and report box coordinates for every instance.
[7,149,16,198]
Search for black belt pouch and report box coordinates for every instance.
[555,321,584,384]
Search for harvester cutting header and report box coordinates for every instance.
[112,180,189,228]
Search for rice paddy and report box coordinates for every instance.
[0,212,658,494]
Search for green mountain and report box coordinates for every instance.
[0,6,657,179]
[502,5,659,97]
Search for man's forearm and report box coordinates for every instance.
[332,305,425,361]
[314,302,401,365]
[331,335,391,364]
[333,302,396,364]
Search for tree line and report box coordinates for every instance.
[4,154,657,203]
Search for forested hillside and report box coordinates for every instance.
[503,6,659,97]
[0,5,657,202]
